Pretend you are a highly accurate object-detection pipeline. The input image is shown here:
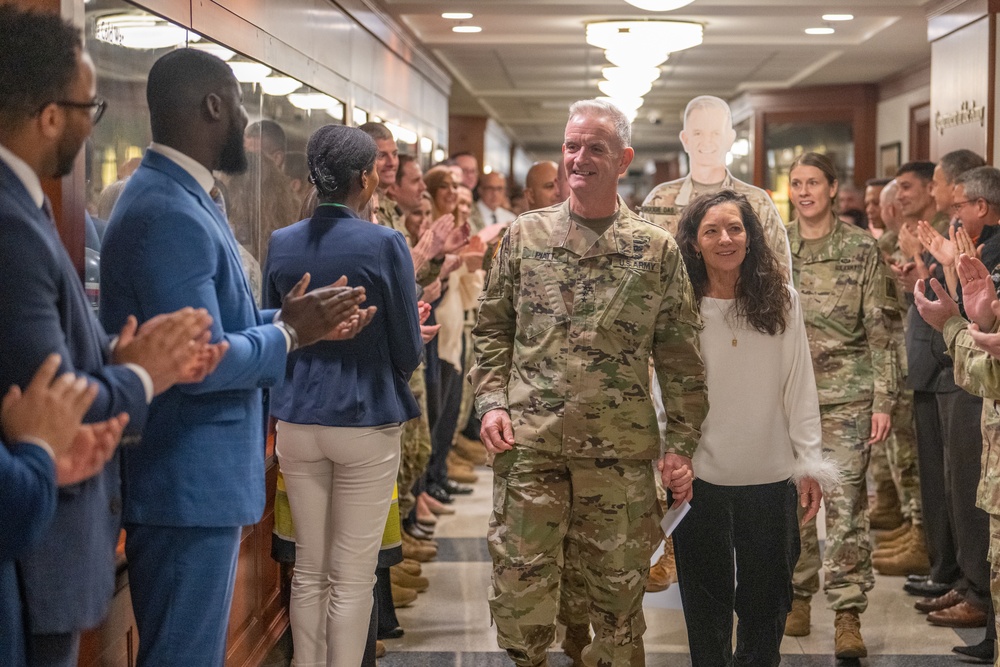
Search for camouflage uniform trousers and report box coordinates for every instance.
[869,390,922,524]
[489,446,661,667]
[792,400,875,612]
[990,515,1000,661]
[397,361,432,518]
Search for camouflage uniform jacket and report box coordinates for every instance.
[944,315,1000,514]
[639,170,792,274]
[470,198,708,460]
[788,220,902,414]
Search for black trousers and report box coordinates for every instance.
[937,387,991,609]
[673,478,799,667]
[426,361,463,488]
[913,390,961,584]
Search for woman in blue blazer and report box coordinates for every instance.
[263,125,423,666]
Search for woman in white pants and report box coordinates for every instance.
[263,125,424,666]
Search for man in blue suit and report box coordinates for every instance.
[100,48,369,666]
[0,8,224,666]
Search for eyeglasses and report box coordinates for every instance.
[951,198,982,213]
[46,98,107,125]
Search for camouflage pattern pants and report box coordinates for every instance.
[488,447,661,667]
[989,515,1000,660]
[397,362,432,518]
[869,389,922,523]
[792,400,874,612]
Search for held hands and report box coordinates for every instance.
[869,412,891,445]
[0,354,129,486]
[279,274,367,348]
[914,277,961,332]
[658,453,694,504]
[114,307,224,395]
[480,408,514,454]
[797,477,823,526]
[957,254,998,331]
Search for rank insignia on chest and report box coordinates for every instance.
[632,236,651,256]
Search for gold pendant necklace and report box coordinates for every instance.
[713,298,739,347]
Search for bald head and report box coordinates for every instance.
[524,161,562,210]
[880,180,901,232]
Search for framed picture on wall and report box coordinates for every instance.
[880,142,902,178]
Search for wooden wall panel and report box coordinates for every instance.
[930,16,992,160]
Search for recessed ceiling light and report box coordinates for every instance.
[805,27,835,35]
[442,12,474,20]
[822,14,854,21]
[452,25,482,33]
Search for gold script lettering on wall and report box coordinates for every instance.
[935,101,987,135]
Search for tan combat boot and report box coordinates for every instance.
[447,451,479,484]
[869,478,904,530]
[645,539,677,592]
[454,434,488,466]
[375,640,386,658]
[834,609,867,658]
[390,566,430,592]
[874,520,912,542]
[401,534,437,563]
[873,526,931,576]
[784,597,811,636]
[561,623,591,667]
[872,530,914,559]
[873,523,914,552]
[391,582,418,608]
[397,558,422,576]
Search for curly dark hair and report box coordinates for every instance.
[676,190,789,335]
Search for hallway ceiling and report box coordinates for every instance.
[378,0,935,158]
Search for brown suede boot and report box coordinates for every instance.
[784,597,811,637]
[391,582,418,608]
[390,566,430,592]
[645,539,677,592]
[454,434,488,466]
[447,451,479,484]
[834,609,867,658]
[873,526,931,576]
[869,478,904,530]
[561,623,591,667]
[873,520,912,542]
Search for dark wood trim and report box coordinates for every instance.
[909,102,932,160]
[989,13,997,161]
[927,0,1000,41]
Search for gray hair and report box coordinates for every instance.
[879,179,898,207]
[568,99,631,150]
[939,149,986,184]
[955,166,1000,209]
[683,95,732,129]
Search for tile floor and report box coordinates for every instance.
[273,464,988,666]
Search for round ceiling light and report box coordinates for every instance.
[442,12,473,20]
[604,46,670,68]
[288,92,339,110]
[228,61,272,83]
[805,27,835,35]
[259,76,302,96]
[452,25,482,33]
[95,13,199,50]
[602,66,661,86]
[586,20,703,54]
[598,78,653,99]
[822,14,854,21]
[624,0,695,11]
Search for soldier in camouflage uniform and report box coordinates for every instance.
[783,153,902,659]
[640,95,791,274]
[470,99,707,667]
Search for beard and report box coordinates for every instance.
[218,123,248,175]
[54,132,83,178]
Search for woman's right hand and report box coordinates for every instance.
[797,477,822,525]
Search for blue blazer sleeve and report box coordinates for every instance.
[0,441,56,560]
[112,209,287,394]
[0,212,148,428]
[380,232,423,375]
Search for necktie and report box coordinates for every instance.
[40,196,56,225]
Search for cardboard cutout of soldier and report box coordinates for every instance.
[641,95,792,272]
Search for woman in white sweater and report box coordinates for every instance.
[671,190,838,666]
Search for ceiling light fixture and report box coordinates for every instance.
[95,13,199,50]
[598,78,653,99]
[805,27,835,35]
[822,14,854,21]
[598,96,644,114]
[228,61,272,83]
[624,0,695,11]
[190,42,235,61]
[586,20,703,53]
[442,12,473,20]
[452,25,482,33]
[287,92,339,110]
[602,66,661,86]
[604,45,670,68]
[259,76,302,96]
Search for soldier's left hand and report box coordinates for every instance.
[796,477,822,525]
[868,412,891,445]
[914,277,960,332]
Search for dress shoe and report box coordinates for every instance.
[391,582,418,608]
[834,609,867,659]
[953,638,996,663]
[390,566,430,592]
[914,588,963,613]
[645,540,677,592]
[420,491,456,515]
[377,625,404,640]
[784,597,811,637]
[927,601,988,628]
[425,484,455,505]
[561,623,591,667]
[904,578,953,597]
[442,479,474,495]
[907,574,928,584]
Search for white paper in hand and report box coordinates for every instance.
[660,500,691,538]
